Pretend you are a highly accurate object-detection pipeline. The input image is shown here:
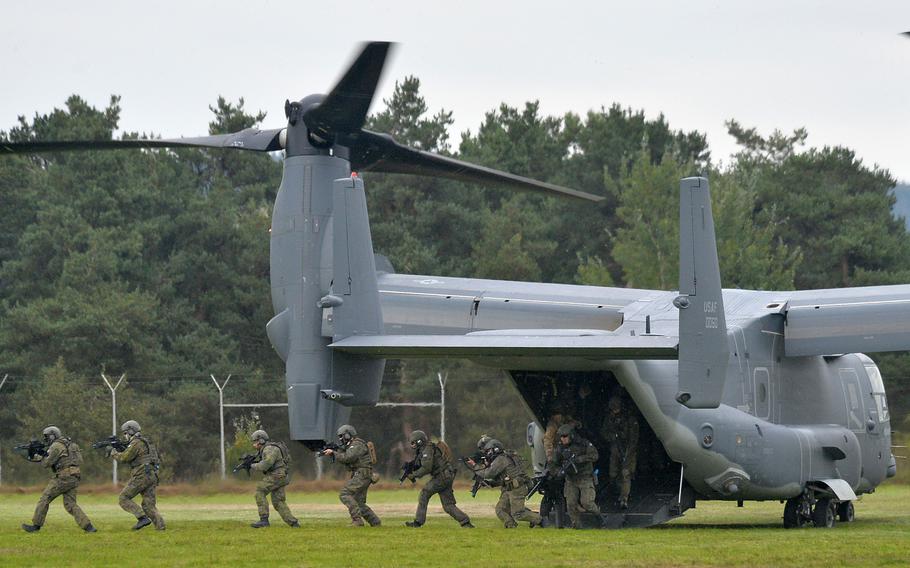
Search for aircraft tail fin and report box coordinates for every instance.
[674,177,729,408]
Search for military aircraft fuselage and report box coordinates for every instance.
[349,273,894,505]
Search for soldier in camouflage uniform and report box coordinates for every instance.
[601,395,640,509]
[550,423,601,528]
[322,424,381,527]
[21,426,96,533]
[404,430,473,528]
[248,429,299,528]
[482,439,542,528]
[109,420,165,530]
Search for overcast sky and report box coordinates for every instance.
[2,1,908,181]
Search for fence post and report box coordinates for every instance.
[101,373,126,486]
[0,374,7,486]
[211,375,232,480]
[437,372,448,442]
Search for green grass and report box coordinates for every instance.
[1,484,909,567]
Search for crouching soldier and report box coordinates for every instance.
[110,420,165,530]
[21,426,96,533]
[322,424,381,527]
[404,430,473,528]
[249,429,299,528]
[482,439,542,528]
[550,424,601,528]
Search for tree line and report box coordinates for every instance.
[0,77,907,483]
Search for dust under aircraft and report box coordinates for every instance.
[1,42,898,529]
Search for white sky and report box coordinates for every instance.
[2,1,909,181]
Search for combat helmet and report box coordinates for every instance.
[476,434,493,451]
[556,423,576,442]
[483,438,504,458]
[337,424,357,443]
[121,420,141,437]
[251,430,269,444]
[409,430,428,448]
[42,426,61,444]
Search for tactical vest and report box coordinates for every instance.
[501,451,530,489]
[52,438,83,472]
[134,436,161,467]
[347,438,373,470]
[428,442,453,477]
[260,441,290,473]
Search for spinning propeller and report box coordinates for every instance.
[1,42,601,203]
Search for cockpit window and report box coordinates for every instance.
[865,365,889,422]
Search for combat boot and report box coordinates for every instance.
[461,521,475,528]
[84,524,98,533]
[288,521,300,528]
[21,524,40,533]
[404,520,423,527]
[350,517,365,527]
[133,516,152,531]
[250,515,270,529]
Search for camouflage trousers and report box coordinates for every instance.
[255,473,298,525]
[120,473,165,529]
[609,444,637,501]
[495,485,541,528]
[564,475,600,527]
[32,473,92,529]
[415,472,470,526]
[339,469,381,526]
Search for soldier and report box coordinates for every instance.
[482,439,542,528]
[109,420,165,530]
[321,424,381,527]
[550,423,601,528]
[21,426,96,533]
[543,405,580,462]
[602,395,640,509]
[463,434,493,472]
[248,429,299,528]
[403,430,473,528]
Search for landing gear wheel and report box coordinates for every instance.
[812,498,836,528]
[837,501,855,523]
[783,497,809,529]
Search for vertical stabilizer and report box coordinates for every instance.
[674,177,729,408]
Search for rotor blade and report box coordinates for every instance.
[0,128,285,154]
[303,42,393,139]
[348,130,604,202]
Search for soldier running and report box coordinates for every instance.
[550,423,601,528]
[404,430,474,528]
[109,420,165,530]
[322,424,381,527]
[482,439,542,528]
[21,426,96,533]
[248,429,299,528]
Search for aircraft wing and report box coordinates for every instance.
[330,330,678,360]
[784,284,910,356]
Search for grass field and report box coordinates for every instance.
[1,483,908,567]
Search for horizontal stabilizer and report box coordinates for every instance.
[330,332,678,359]
[785,290,910,356]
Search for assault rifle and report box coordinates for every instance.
[470,474,491,498]
[399,459,418,484]
[316,442,340,461]
[91,436,128,453]
[13,439,48,461]
[232,453,259,476]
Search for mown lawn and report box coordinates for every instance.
[0,484,908,567]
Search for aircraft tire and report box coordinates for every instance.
[783,497,808,529]
[837,501,855,523]
[812,498,836,528]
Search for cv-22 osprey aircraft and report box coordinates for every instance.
[1,42,897,529]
